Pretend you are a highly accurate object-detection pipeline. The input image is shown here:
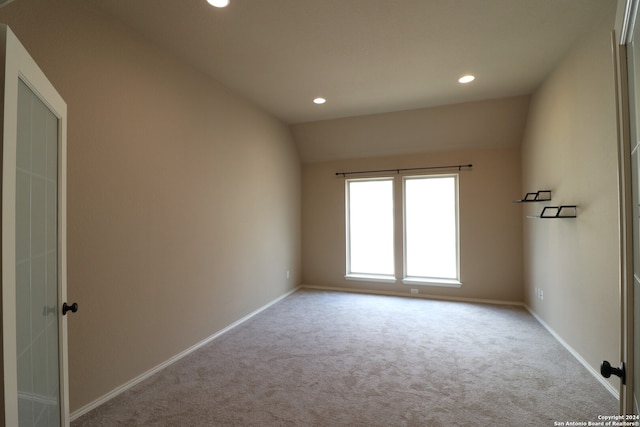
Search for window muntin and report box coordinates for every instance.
[403,175,459,282]
[345,178,394,278]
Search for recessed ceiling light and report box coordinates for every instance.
[313,97,327,105]
[207,0,229,7]
[458,75,475,84]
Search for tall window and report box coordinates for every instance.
[345,178,394,279]
[345,174,460,287]
[403,175,459,282]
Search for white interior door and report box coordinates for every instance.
[0,25,70,426]
[627,25,639,411]
[628,10,640,411]
[614,0,640,414]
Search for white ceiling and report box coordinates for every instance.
[88,0,615,124]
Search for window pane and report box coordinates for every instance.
[347,179,394,275]
[404,175,458,279]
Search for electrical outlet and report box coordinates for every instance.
[286,270,290,279]
[540,289,544,300]
[410,289,418,295]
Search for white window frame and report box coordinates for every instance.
[344,177,396,283]
[344,173,462,288]
[402,174,461,288]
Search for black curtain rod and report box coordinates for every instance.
[335,163,473,177]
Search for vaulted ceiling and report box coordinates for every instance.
[88,0,614,125]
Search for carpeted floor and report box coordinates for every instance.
[72,289,618,426]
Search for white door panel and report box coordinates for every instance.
[0,25,69,426]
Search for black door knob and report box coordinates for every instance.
[62,302,78,315]
[601,360,625,384]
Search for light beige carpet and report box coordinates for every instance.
[73,289,618,426]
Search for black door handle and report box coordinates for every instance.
[601,360,625,384]
[62,302,78,315]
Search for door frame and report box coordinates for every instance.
[614,37,634,415]
[616,0,640,414]
[0,24,69,425]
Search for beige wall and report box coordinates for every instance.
[521,8,620,384]
[0,0,622,417]
[0,0,301,412]
[302,146,524,302]
[293,95,530,163]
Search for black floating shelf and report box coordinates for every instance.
[513,190,552,203]
[527,205,577,219]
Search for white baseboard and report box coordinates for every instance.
[70,285,617,421]
[525,305,620,400]
[70,286,300,421]
[301,284,525,307]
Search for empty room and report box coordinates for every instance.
[0,0,633,425]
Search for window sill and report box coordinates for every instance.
[402,277,462,288]
[345,274,397,284]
